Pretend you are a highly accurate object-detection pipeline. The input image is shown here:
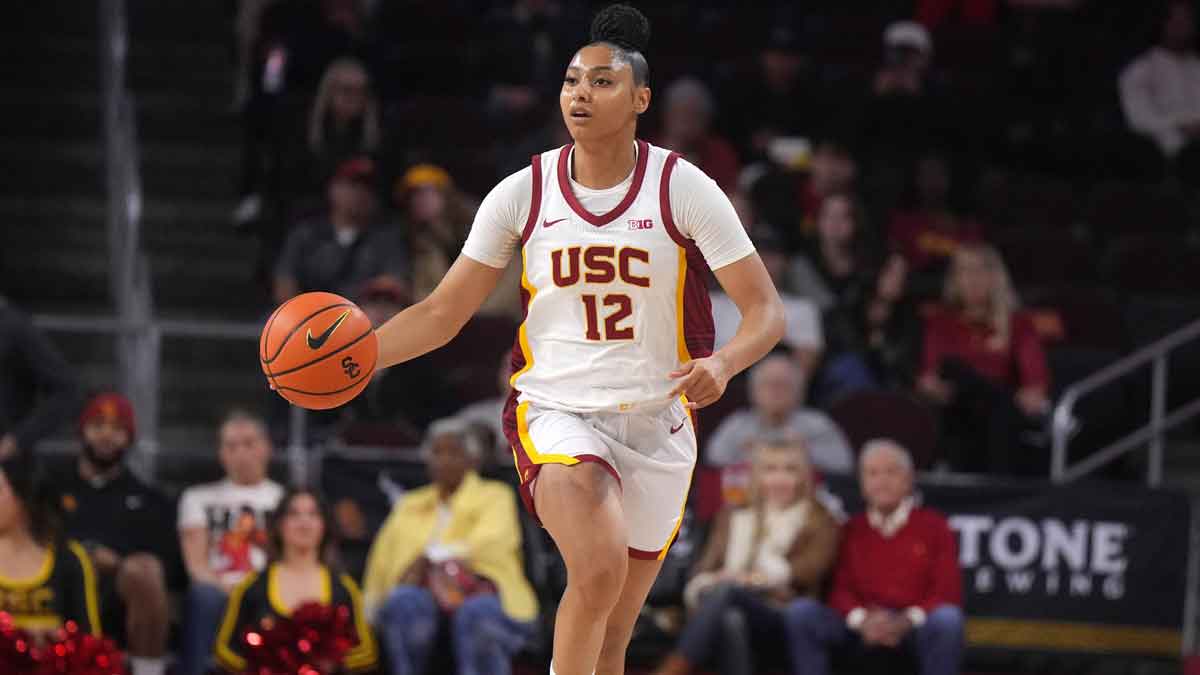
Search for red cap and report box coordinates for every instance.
[79,392,136,440]
[333,156,376,184]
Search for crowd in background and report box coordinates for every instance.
[3,0,1200,673]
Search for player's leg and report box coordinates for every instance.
[536,461,629,675]
[594,556,663,675]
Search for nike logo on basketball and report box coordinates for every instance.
[670,420,686,434]
[306,310,350,349]
[543,217,567,228]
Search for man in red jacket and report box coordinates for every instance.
[785,439,963,675]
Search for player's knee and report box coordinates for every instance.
[568,548,627,613]
[119,553,166,594]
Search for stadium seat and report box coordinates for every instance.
[1104,234,1200,295]
[992,228,1097,289]
[827,390,939,469]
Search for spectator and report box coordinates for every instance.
[821,252,923,397]
[177,410,285,675]
[722,26,817,162]
[0,295,80,460]
[918,244,1050,474]
[362,419,537,675]
[706,355,853,476]
[305,57,382,192]
[657,77,741,192]
[654,439,839,675]
[338,277,458,446]
[787,192,878,313]
[453,352,514,467]
[858,22,953,170]
[0,456,101,638]
[712,232,824,373]
[52,393,176,675]
[214,488,378,673]
[393,164,478,302]
[750,139,858,253]
[887,152,984,298]
[786,440,963,675]
[1119,0,1200,183]
[274,156,408,304]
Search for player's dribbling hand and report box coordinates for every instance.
[668,355,731,409]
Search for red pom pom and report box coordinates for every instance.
[239,602,357,674]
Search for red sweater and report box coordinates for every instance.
[829,507,962,616]
[921,307,1050,390]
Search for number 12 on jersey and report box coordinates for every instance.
[581,294,634,341]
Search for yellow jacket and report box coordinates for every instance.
[362,471,538,623]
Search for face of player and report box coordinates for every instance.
[561,44,650,145]
[219,419,271,486]
[757,446,810,508]
[82,418,130,470]
[953,249,992,311]
[816,194,856,249]
[280,493,325,555]
[0,470,25,535]
[427,434,472,493]
[860,447,913,514]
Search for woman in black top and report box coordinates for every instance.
[215,488,377,673]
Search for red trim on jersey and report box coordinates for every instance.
[519,154,543,246]
[556,139,650,227]
[659,152,716,362]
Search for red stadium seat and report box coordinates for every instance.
[827,390,939,469]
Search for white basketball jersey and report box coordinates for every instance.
[507,140,714,413]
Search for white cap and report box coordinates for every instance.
[884,20,932,55]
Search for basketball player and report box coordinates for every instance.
[372,6,784,674]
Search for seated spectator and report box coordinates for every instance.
[786,440,963,675]
[787,192,878,313]
[215,488,377,673]
[706,355,853,476]
[654,439,839,675]
[821,252,922,398]
[338,277,458,446]
[363,419,537,675]
[0,295,81,460]
[1119,0,1200,183]
[177,410,284,675]
[656,77,741,192]
[305,57,382,192]
[917,244,1050,474]
[52,393,176,675]
[274,156,408,304]
[393,164,478,303]
[721,26,817,163]
[887,152,984,298]
[453,352,513,467]
[712,232,824,374]
[0,455,100,638]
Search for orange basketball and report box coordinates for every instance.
[260,291,378,410]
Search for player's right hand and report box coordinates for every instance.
[668,354,731,409]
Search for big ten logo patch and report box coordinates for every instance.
[628,218,654,230]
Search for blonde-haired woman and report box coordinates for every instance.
[654,439,839,675]
[918,243,1050,474]
[307,57,381,187]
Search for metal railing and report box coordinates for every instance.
[1051,317,1200,486]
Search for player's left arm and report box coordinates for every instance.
[668,161,785,409]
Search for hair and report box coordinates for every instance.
[0,457,61,547]
[750,352,805,391]
[422,417,484,462]
[219,408,270,441]
[267,486,341,570]
[588,4,651,86]
[860,438,915,474]
[308,57,381,153]
[943,243,1020,343]
[663,76,713,116]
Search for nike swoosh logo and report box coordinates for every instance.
[670,420,686,434]
[306,309,351,349]
[543,218,567,228]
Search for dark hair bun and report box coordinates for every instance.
[590,4,650,53]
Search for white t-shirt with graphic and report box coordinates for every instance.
[177,478,284,585]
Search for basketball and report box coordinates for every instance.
[260,291,378,410]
